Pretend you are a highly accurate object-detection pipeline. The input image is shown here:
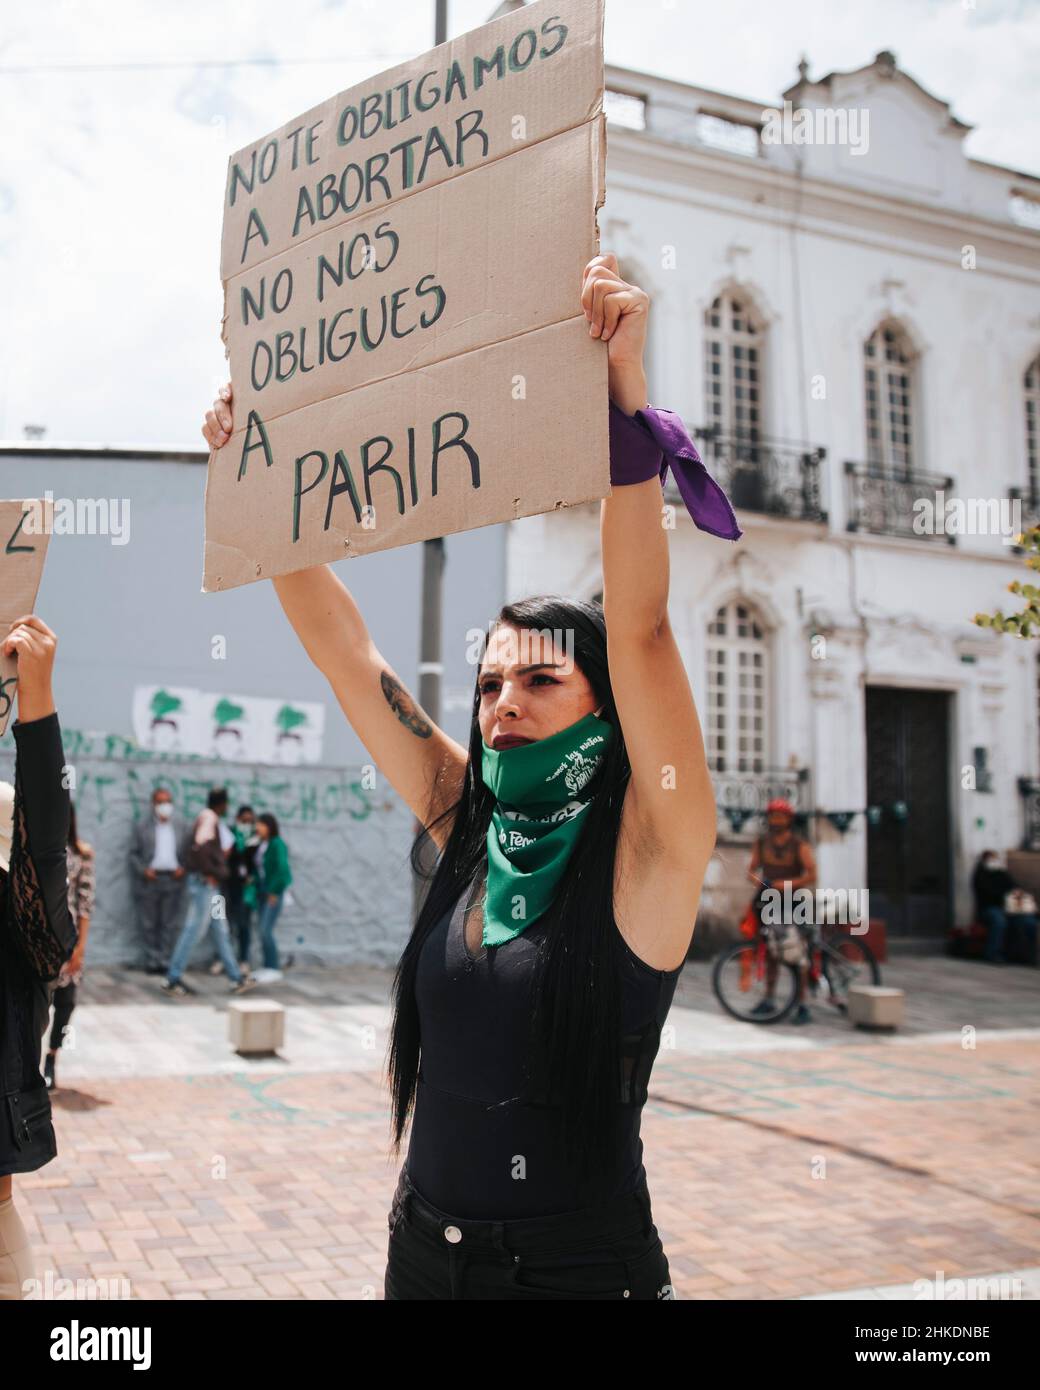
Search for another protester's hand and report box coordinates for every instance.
[144,868,158,882]
[3,614,57,723]
[173,867,185,880]
[268,894,278,906]
[202,381,234,450]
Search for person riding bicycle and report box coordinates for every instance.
[746,798,817,1024]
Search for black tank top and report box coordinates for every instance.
[405,869,683,1219]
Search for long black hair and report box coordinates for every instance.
[386,594,633,1188]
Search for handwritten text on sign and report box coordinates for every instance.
[203,0,609,592]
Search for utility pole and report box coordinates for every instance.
[412,0,450,923]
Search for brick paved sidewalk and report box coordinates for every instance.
[78,951,1040,1039]
[16,1033,1040,1300]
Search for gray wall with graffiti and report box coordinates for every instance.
[0,725,416,967]
[0,447,509,963]
[0,451,506,762]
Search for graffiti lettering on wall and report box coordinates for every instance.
[0,728,412,966]
[1,726,373,825]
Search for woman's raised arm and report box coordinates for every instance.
[203,386,468,846]
[1,617,76,981]
[581,257,719,943]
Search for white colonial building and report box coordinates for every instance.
[508,49,1040,944]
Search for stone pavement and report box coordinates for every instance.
[14,953,1040,1300]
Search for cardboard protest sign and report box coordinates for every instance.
[204,0,608,592]
[0,499,54,735]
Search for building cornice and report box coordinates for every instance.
[604,129,1040,281]
[0,443,208,463]
[605,59,1038,188]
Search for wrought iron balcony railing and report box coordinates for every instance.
[845,460,956,543]
[1018,777,1040,852]
[713,766,813,837]
[1008,486,1040,536]
[669,426,827,523]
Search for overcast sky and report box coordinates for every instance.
[1,0,1037,445]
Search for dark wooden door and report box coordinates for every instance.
[865,687,952,937]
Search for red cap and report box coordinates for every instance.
[766,798,795,817]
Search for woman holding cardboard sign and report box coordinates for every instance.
[202,252,741,1300]
[0,615,77,1299]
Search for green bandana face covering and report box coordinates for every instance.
[479,710,614,947]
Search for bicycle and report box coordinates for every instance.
[712,904,881,1025]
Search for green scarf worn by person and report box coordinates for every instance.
[479,709,615,947]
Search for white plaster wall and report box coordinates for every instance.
[509,61,1040,932]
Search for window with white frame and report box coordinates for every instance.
[605,89,647,131]
[864,322,916,474]
[696,113,760,158]
[704,290,763,443]
[706,599,770,774]
[1025,352,1040,503]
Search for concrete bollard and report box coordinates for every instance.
[848,985,904,1030]
[229,999,285,1055]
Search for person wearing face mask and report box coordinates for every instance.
[163,788,255,997]
[225,805,259,973]
[251,813,294,981]
[201,252,740,1299]
[972,850,1038,964]
[129,787,188,975]
[0,614,77,1300]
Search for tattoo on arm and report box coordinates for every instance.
[380,671,433,739]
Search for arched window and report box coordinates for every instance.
[706,599,770,774]
[1025,352,1040,504]
[704,290,764,444]
[864,322,916,474]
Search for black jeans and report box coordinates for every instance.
[48,981,76,1051]
[226,880,253,964]
[384,1168,675,1300]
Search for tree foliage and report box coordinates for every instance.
[974,525,1040,637]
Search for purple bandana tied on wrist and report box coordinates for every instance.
[608,399,743,540]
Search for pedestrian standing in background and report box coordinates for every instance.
[162,788,255,998]
[128,787,188,974]
[972,850,1039,964]
[208,802,256,977]
[253,813,293,980]
[227,804,259,973]
[44,802,95,1091]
